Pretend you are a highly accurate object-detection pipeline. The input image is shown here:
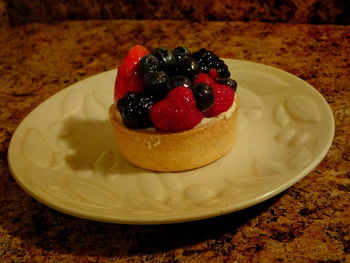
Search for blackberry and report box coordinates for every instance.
[144,71,171,99]
[217,78,237,91]
[192,48,230,78]
[191,83,214,112]
[117,92,156,129]
[192,48,219,62]
[192,48,219,71]
[212,60,230,78]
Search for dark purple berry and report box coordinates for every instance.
[191,83,214,112]
[173,46,191,60]
[170,75,192,89]
[117,92,156,129]
[192,48,230,78]
[212,60,230,78]
[217,78,237,91]
[152,48,176,72]
[192,48,219,71]
[138,54,159,75]
[177,56,200,79]
[144,71,171,98]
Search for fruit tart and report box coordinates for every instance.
[109,45,238,172]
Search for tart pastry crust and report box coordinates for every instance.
[109,100,238,172]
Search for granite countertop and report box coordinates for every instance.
[0,20,349,262]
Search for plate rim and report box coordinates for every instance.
[7,59,335,224]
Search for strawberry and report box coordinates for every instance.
[204,83,235,117]
[149,86,203,132]
[114,45,149,101]
[193,72,214,85]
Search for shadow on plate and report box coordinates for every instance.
[60,117,155,176]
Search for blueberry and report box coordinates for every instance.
[177,56,200,80]
[173,46,191,60]
[152,48,176,72]
[217,78,237,91]
[117,92,156,129]
[191,83,214,112]
[144,71,171,98]
[170,75,192,89]
[138,54,159,75]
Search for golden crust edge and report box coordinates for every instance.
[109,99,238,172]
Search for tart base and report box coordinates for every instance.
[109,101,238,172]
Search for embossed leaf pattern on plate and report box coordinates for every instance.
[285,96,320,123]
[22,129,53,168]
[274,104,290,128]
[238,88,264,121]
[93,90,112,110]
[239,88,264,109]
[138,172,165,201]
[159,173,183,191]
[67,177,122,208]
[8,60,334,223]
[48,121,71,137]
[253,158,287,177]
[84,94,108,126]
[287,147,313,169]
[276,129,296,143]
[185,185,216,201]
[289,131,310,147]
[93,150,114,176]
[61,91,83,117]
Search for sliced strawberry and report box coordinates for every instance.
[114,45,149,101]
[204,83,235,117]
[149,86,203,132]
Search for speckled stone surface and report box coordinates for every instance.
[0,20,349,262]
[0,0,8,30]
[2,0,350,27]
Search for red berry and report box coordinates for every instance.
[208,68,219,79]
[166,86,194,105]
[114,45,149,101]
[193,72,214,85]
[150,86,203,132]
[204,83,235,117]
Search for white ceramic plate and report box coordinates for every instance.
[8,59,334,224]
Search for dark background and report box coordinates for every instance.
[1,0,350,29]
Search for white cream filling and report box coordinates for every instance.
[196,97,237,128]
